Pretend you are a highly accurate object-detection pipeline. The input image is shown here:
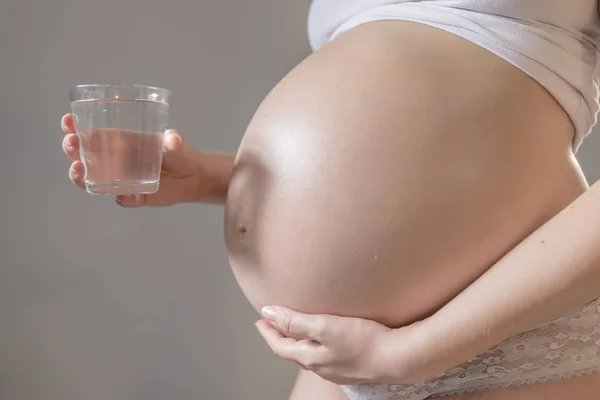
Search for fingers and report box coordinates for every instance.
[62,133,80,161]
[69,161,86,189]
[115,194,148,208]
[161,129,195,175]
[61,113,75,133]
[61,113,81,162]
[163,129,183,152]
[255,320,324,368]
[261,306,331,343]
[63,113,85,189]
[114,130,187,208]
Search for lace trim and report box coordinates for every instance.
[430,365,600,398]
[343,298,600,400]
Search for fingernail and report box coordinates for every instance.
[170,132,182,146]
[67,135,77,146]
[164,130,182,146]
[261,306,279,321]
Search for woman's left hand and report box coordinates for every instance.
[255,306,416,385]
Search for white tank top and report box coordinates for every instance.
[307,1,600,151]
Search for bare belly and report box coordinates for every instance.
[225,20,596,398]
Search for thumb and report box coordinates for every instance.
[161,129,194,174]
[261,306,331,343]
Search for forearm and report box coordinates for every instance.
[397,180,600,381]
[193,151,236,205]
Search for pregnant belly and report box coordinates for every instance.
[224,21,586,327]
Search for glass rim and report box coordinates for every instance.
[69,84,171,95]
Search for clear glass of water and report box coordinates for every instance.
[69,84,171,195]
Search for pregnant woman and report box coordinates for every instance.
[61,1,600,399]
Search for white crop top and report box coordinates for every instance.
[307,0,600,151]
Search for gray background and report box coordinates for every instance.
[0,1,599,399]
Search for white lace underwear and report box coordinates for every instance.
[342,298,600,400]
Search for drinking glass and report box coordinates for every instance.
[69,84,171,195]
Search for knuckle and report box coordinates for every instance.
[280,314,293,334]
[62,114,74,129]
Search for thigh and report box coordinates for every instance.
[289,370,348,400]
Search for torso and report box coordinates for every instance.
[225,20,596,399]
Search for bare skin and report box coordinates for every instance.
[441,373,600,400]
[224,21,594,398]
[61,20,599,400]
[289,370,348,400]
[226,21,585,326]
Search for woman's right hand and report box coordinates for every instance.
[61,113,231,207]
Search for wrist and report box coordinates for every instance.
[191,151,234,205]
[374,320,436,384]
